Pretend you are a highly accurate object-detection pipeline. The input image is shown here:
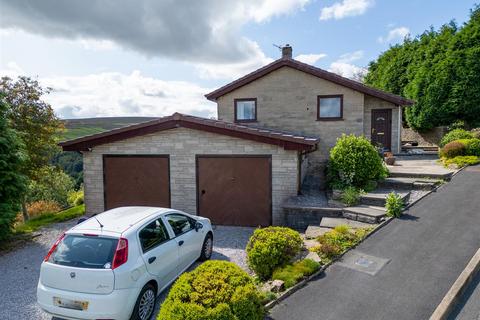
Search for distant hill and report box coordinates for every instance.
[60,116,158,141]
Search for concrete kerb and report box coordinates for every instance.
[429,248,480,320]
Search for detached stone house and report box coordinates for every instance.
[60,46,413,227]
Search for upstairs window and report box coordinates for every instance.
[234,98,257,122]
[317,95,343,120]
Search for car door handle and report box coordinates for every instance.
[178,240,184,246]
[148,257,156,264]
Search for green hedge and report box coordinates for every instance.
[327,134,387,189]
[158,261,264,320]
[440,138,480,158]
[246,227,302,280]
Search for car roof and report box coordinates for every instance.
[70,206,173,234]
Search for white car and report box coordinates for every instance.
[37,207,213,320]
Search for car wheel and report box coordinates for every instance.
[130,283,156,320]
[199,234,213,261]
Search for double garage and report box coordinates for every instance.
[61,113,318,226]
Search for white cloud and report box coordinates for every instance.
[0,0,309,65]
[378,26,410,43]
[294,53,327,65]
[33,70,216,119]
[1,61,24,78]
[328,50,366,80]
[320,0,374,21]
[78,39,117,51]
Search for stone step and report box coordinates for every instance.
[320,217,378,229]
[378,177,441,190]
[343,205,387,224]
[360,190,410,206]
[305,226,331,239]
[284,205,342,230]
[387,168,453,180]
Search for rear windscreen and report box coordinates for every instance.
[50,235,118,269]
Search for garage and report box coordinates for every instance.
[103,155,170,210]
[197,156,271,226]
[60,113,318,226]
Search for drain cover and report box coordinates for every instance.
[338,251,390,276]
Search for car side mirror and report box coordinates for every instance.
[195,221,203,232]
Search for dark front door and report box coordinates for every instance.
[103,155,170,210]
[371,109,392,150]
[197,156,271,227]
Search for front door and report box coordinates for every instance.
[371,109,392,150]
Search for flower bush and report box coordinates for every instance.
[246,227,303,280]
[327,134,387,189]
[159,260,264,320]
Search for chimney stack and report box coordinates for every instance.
[282,44,292,59]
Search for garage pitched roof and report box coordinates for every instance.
[59,113,319,151]
[205,58,415,106]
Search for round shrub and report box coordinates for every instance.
[246,227,302,280]
[440,141,466,158]
[457,138,480,156]
[440,129,473,147]
[159,260,264,320]
[327,134,387,189]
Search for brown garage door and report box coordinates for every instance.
[197,156,271,227]
[103,155,170,210]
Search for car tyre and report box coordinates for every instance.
[199,233,213,261]
[130,283,156,320]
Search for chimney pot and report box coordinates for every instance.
[282,44,292,59]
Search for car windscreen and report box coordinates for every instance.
[49,235,118,269]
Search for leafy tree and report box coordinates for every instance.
[365,6,480,131]
[0,96,28,240]
[27,166,75,209]
[0,76,63,220]
[51,151,83,189]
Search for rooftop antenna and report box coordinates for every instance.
[273,43,283,51]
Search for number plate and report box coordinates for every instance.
[53,297,89,311]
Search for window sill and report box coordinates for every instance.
[234,120,258,123]
[316,118,344,121]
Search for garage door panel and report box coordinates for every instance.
[104,156,170,210]
[197,156,271,227]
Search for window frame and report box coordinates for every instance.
[317,94,344,121]
[138,217,171,253]
[165,213,196,237]
[234,98,257,123]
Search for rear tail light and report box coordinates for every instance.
[44,233,65,262]
[112,238,128,269]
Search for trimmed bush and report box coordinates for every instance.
[440,141,466,158]
[440,129,473,147]
[327,134,387,189]
[272,259,320,288]
[159,260,264,320]
[246,227,302,280]
[385,192,404,218]
[457,139,480,156]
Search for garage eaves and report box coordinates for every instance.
[59,113,319,152]
[205,58,415,106]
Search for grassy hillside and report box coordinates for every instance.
[60,116,158,141]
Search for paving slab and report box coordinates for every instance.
[305,226,331,239]
[320,217,378,229]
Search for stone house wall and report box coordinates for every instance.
[82,127,299,225]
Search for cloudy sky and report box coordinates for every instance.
[0,0,476,119]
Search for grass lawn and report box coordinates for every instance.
[15,204,85,234]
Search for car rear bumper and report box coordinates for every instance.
[37,282,138,320]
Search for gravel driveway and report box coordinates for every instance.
[0,221,254,320]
